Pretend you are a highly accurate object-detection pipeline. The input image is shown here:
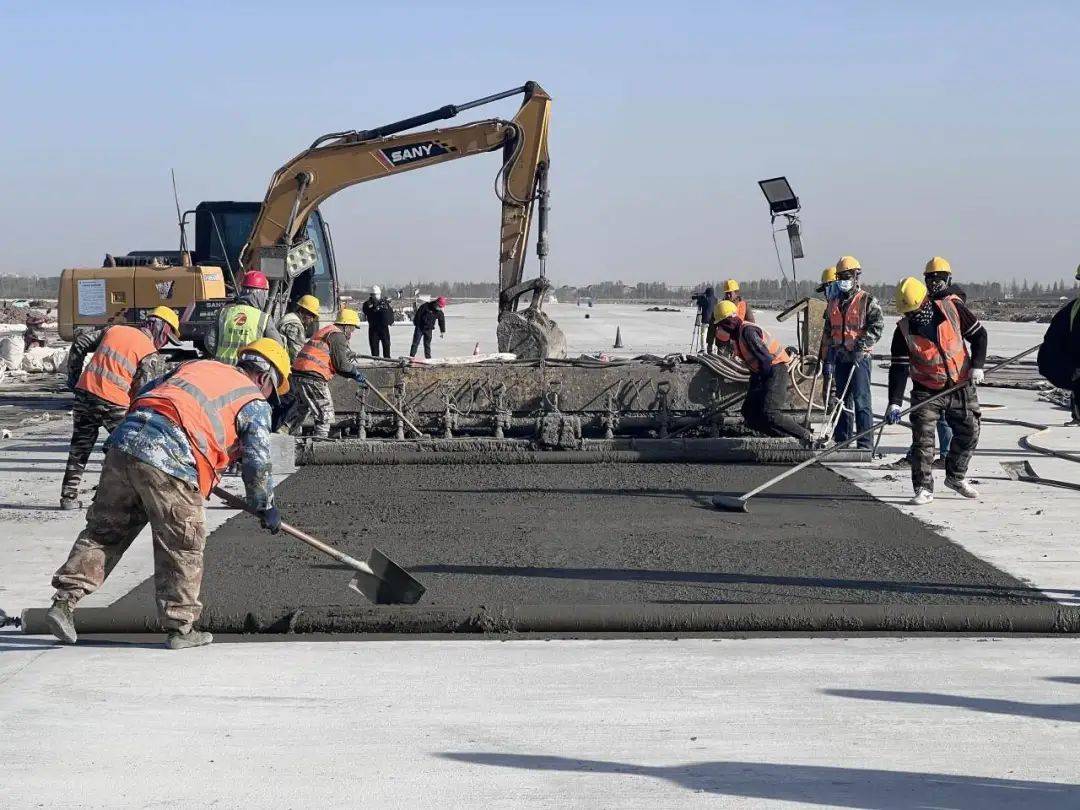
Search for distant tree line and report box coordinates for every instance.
[0,275,58,299]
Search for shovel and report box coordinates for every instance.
[212,486,425,604]
[712,343,1042,512]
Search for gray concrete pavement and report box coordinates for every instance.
[1,635,1077,808]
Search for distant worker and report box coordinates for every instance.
[213,269,282,364]
[60,306,179,510]
[278,295,321,362]
[692,286,717,353]
[1038,263,1080,424]
[816,266,838,300]
[281,308,366,437]
[886,276,986,506]
[410,296,447,359]
[714,300,813,445]
[820,256,883,449]
[47,339,290,650]
[24,309,49,351]
[362,285,395,359]
[721,279,756,323]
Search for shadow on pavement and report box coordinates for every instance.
[410,563,1058,601]
[823,688,1080,723]
[437,753,1079,808]
[1045,676,1080,685]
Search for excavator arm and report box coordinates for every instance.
[240,83,552,320]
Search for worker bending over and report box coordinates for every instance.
[887,276,987,506]
[714,301,813,445]
[820,256,883,449]
[1038,263,1080,424]
[60,306,178,510]
[410,296,446,359]
[213,270,282,364]
[47,339,290,649]
[281,308,366,437]
[363,286,395,358]
[278,295,321,361]
[721,279,756,322]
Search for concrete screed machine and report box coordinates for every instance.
[61,81,842,462]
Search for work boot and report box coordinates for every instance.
[165,628,213,650]
[59,497,81,510]
[932,457,947,470]
[909,489,934,506]
[45,599,77,644]
[944,477,979,499]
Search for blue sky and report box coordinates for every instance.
[2,1,1078,286]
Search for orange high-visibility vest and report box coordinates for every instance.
[735,323,791,374]
[826,289,870,351]
[898,297,972,390]
[735,299,747,319]
[133,360,263,497]
[77,325,157,407]
[292,325,341,381]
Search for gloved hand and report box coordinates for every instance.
[259,506,281,535]
[971,368,985,385]
[439,332,445,339]
[351,371,367,387]
[885,405,902,425]
[822,362,835,378]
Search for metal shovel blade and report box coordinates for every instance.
[1001,460,1037,481]
[712,494,749,513]
[348,547,427,605]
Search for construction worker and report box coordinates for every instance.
[714,300,813,444]
[60,306,179,510]
[886,277,986,505]
[721,279,756,323]
[816,266,838,299]
[410,296,447,359]
[281,308,366,437]
[692,286,717,353]
[362,285,395,358]
[47,338,290,650]
[24,309,49,351]
[1038,263,1080,424]
[213,269,282,364]
[890,257,981,468]
[820,256,883,449]
[278,294,321,361]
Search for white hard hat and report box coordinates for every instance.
[372,285,382,298]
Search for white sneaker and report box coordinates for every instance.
[910,489,934,506]
[944,477,979,498]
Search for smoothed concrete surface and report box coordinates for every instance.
[1,635,1077,808]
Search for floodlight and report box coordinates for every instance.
[758,176,800,215]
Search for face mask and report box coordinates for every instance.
[837,279,854,293]
[926,275,949,295]
[910,300,935,327]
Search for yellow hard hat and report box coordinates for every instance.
[836,255,862,273]
[820,266,837,283]
[722,279,740,293]
[148,305,180,333]
[924,256,951,276]
[895,276,929,314]
[335,307,361,327]
[296,295,320,316]
[239,337,291,395]
[713,300,740,321]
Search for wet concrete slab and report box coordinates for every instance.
[105,463,1047,631]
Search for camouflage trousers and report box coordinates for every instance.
[52,450,207,632]
[61,389,127,501]
[280,375,335,438]
[909,383,981,493]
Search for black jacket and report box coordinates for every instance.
[1038,298,1080,388]
[413,300,445,333]
[696,287,717,323]
[362,296,395,331]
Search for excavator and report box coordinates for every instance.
[58,81,564,358]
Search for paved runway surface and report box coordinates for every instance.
[106,463,1045,630]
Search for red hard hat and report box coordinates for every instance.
[241,269,269,290]
[436,296,447,307]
